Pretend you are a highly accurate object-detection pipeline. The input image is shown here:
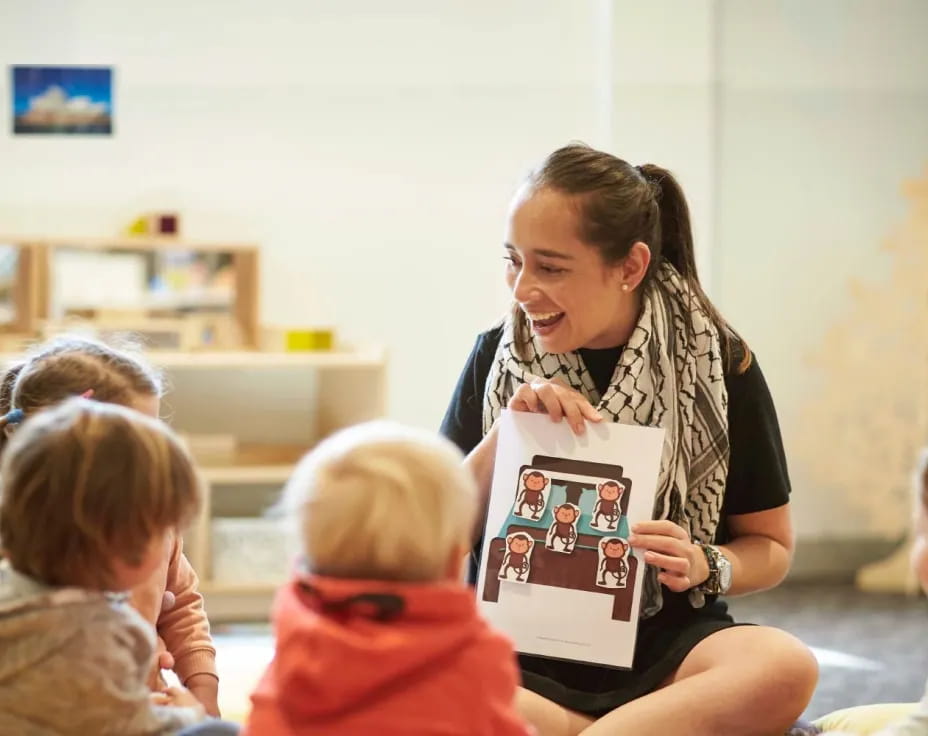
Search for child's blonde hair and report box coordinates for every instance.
[282,421,477,582]
[0,335,161,451]
[0,398,200,590]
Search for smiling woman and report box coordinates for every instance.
[502,185,646,352]
[440,143,818,736]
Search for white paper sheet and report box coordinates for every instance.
[476,410,664,669]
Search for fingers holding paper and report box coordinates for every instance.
[507,378,603,435]
[628,520,704,593]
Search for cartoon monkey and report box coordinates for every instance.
[516,471,549,520]
[500,534,533,582]
[592,480,624,531]
[546,503,580,553]
[599,538,629,587]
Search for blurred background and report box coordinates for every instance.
[1,0,926,721]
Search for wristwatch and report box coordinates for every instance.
[696,543,732,595]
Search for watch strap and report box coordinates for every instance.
[695,542,722,594]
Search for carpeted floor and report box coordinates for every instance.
[728,584,927,719]
[211,584,928,723]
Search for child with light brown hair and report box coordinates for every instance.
[243,421,531,736]
[0,336,219,715]
[0,398,232,734]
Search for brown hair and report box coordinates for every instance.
[526,143,750,373]
[0,336,162,450]
[0,398,200,589]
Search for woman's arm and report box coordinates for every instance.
[710,503,794,595]
[631,503,794,595]
[463,422,500,541]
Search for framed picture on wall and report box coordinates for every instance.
[11,65,113,135]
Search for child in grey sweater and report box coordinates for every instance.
[0,398,235,735]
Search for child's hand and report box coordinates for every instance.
[185,673,221,717]
[151,685,205,713]
[157,650,175,670]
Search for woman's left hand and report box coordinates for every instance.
[628,520,708,592]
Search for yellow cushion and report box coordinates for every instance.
[814,703,919,735]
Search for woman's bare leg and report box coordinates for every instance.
[579,626,818,736]
[515,687,595,736]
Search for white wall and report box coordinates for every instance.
[8,1,926,544]
[0,0,719,433]
[0,0,601,429]
[610,0,717,288]
[714,0,928,538]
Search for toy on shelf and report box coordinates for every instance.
[261,326,335,352]
[126,211,181,237]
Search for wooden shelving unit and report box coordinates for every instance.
[0,348,388,621]
[0,235,260,350]
[160,350,387,621]
[137,348,385,369]
[0,232,387,622]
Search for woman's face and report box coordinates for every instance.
[504,186,634,353]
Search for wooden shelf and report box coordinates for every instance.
[201,464,296,485]
[0,236,262,348]
[201,583,278,622]
[62,292,233,311]
[0,235,258,252]
[0,348,386,370]
[154,349,385,369]
[197,443,307,485]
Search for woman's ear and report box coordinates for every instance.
[619,242,651,291]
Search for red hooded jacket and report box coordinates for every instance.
[243,575,532,736]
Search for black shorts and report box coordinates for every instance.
[519,593,749,717]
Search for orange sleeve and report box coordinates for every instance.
[157,535,217,685]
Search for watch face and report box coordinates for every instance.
[718,556,733,591]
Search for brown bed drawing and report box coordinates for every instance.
[482,454,638,622]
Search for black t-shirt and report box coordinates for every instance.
[439,325,791,539]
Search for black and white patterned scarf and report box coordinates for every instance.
[482,262,730,617]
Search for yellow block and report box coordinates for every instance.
[284,329,333,352]
[126,216,149,235]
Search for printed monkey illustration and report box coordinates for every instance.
[500,533,534,582]
[516,471,549,520]
[591,480,624,531]
[598,538,629,588]
[546,503,580,553]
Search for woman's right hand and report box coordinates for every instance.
[508,378,602,435]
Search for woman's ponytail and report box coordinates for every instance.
[638,163,750,373]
